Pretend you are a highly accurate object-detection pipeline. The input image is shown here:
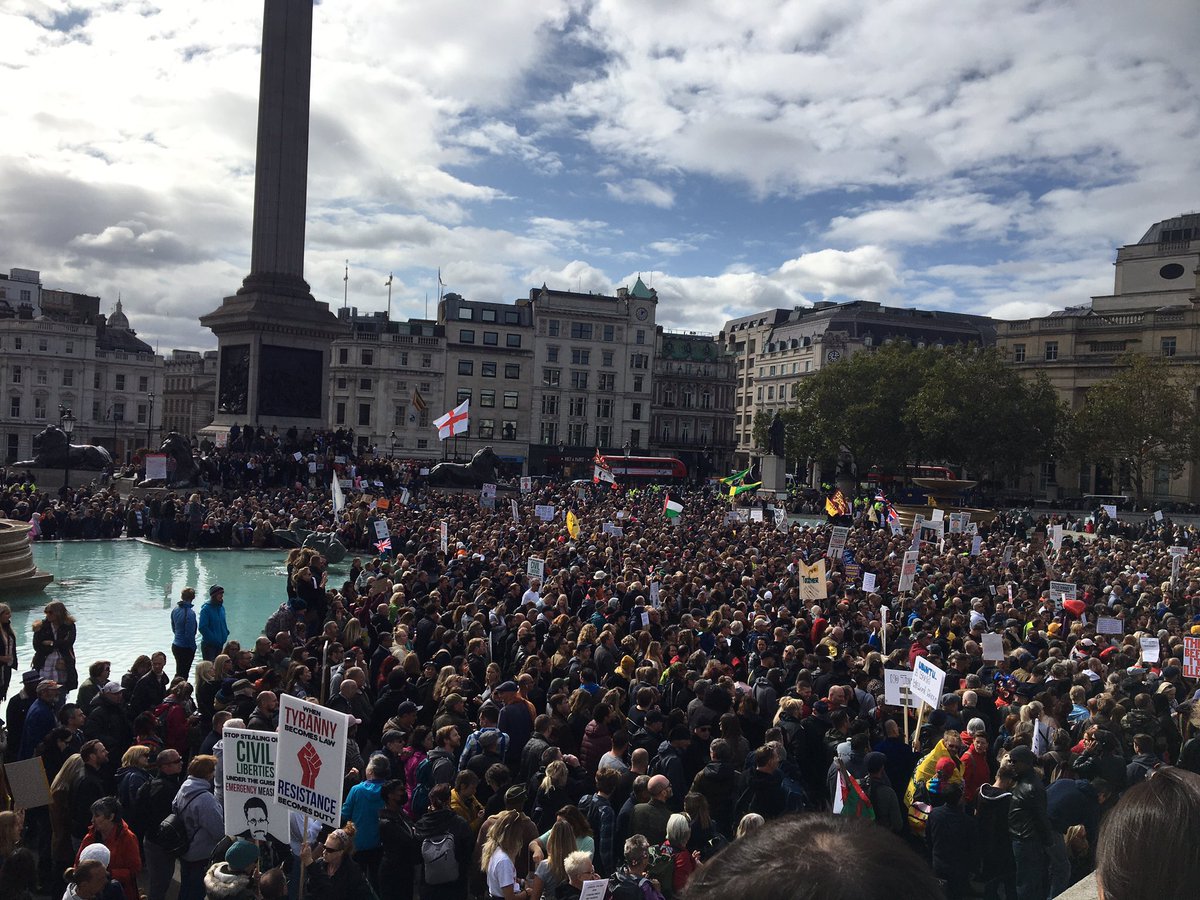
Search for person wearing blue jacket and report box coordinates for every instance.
[198,586,229,662]
[342,754,389,889]
[170,588,199,681]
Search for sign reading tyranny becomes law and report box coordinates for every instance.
[276,695,351,828]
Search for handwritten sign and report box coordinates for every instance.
[898,550,918,594]
[910,656,947,709]
[884,670,916,709]
[535,504,556,522]
[1096,617,1123,635]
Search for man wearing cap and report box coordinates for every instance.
[3,671,40,763]
[198,586,229,662]
[18,678,59,759]
[83,680,133,765]
[203,838,259,900]
[1006,745,1051,900]
[461,704,509,770]
[496,681,533,767]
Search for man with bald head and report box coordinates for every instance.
[628,773,672,844]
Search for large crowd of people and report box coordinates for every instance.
[2,466,1200,900]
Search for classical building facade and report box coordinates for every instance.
[997,213,1200,502]
[0,296,164,466]
[162,350,218,440]
[650,329,737,480]
[721,301,996,468]
[328,308,446,458]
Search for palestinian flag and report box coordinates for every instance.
[593,450,617,487]
[719,466,751,486]
[832,766,874,819]
[729,481,762,499]
[664,496,683,519]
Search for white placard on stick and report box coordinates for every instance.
[862,572,877,594]
[910,656,947,709]
[982,633,1005,662]
[145,454,168,481]
[884,669,917,709]
[826,526,849,559]
[439,520,448,553]
[527,557,545,579]
[1101,504,1118,520]
[276,696,352,829]
[535,504,556,522]
[222,727,289,843]
[520,476,533,494]
[579,880,610,900]
[1097,616,1124,635]
[898,550,919,593]
[1049,581,1077,604]
[1140,636,1161,663]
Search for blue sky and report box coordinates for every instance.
[2,0,1198,351]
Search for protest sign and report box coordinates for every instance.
[222,727,288,843]
[4,758,49,809]
[982,633,1005,661]
[948,512,964,534]
[1102,504,1118,520]
[602,523,624,538]
[535,505,556,522]
[749,509,764,522]
[862,572,877,593]
[1049,525,1063,551]
[842,550,861,585]
[799,559,828,602]
[884,670,916,709]
[826,526,849,559]
[930,508,944,522]
[520,476,532,494]
[1002,545,1013,569]
[511,499,520,523]
[649,581,660,606]
[1048,582,1077,604]
[1140,636,1160,663]
[579,880,609,900]
[276,696,351,828]
[373,519,390,542]
[145,454,168,482]
[898,550,919,593]
[910,656,947,709]
[1097,616,1124,635]
[527,558,545,579]
[481,483,497,500]
[215,431,228,448]
[1184,636,1200,679]
[971,536,983,556]
[1169,546,1188,559]
[439,521,448,553]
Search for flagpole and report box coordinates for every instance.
[343,260,349,309]
[385,273,393,321]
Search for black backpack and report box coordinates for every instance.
[610,872,651,900]
[155,791,202,858]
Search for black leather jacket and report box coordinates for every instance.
[1008,771,1051,841]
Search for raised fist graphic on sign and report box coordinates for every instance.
[298,742,322,789]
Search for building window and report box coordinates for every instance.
[1013,343,1026,362]
[458,308,474,320]
[506,333,521,348]
[1162,337,1177,357]
[338,348,348,364]
[568,423,587,445]
[630,428,640,448]
[337,377,347,389]
[596,425,612,446]
[94,371,101,389]
[481,309,497,323]
[460,329,475,344]
[632,402,642,420]
[1044,342,1058,361]
[456,389,471,405]
[596,398,613,419]
[484,331,498,346]
[115,374,126,390]
[602,350,614,367]
[570,322,593,340]
[9,397,19,417]
[34,397,47,420]
[603,324,614,342]
[633,376,644,392]
[422,354,432,368]
[504,311,519,325]
[36,369,47,386]
[599,373,615,391]
[65,341,74,355]
[13,338,21,350]
[417,439,429,449]
[503,391,519,409]
[361,349,373,366]
[569,396,586,417]
[571,348,590,365]
[636,329,645,345]
[335,402,346,425]
[10,366,20,384]
[458,360,473,376]
[701,391,711,409]
[547,346,559,362]
[1039,460,1057,490]
[92,401,101,421]
[500,420,516,441]
[480,390,495,407]
[570,371,588,389]
[547,319,560,337]
[397,352,409,366]
[38,338,48,352]
[112,402,125,422]
[541,395,559,416]
[482,362,497,377]
[504,364,520,379]
[137,404,147,425]
[630,353,648,369]
[767,386,774,400]
[359,377,372,391]
[540,421,558,444]
[478,419,495,439]
[139,375,149,392]
[542,368,560,387]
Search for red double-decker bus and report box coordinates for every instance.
[598,454,687,482]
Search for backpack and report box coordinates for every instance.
[648,845,676,898]
[155,790,203,859]
[411,756,434,817]
[610,872,652,900]
[421,834,458,885]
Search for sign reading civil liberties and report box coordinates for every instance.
[222,727,289,843]
[276,695,351,828]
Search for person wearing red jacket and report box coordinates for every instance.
[153,681,195,756]
[960,732,992,806]
[76,796,142,900]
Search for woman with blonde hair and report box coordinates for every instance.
[533,761,569,832]
[482,809,532,900]
[31,600,77,690]
[528,817,575,900]
[115,746,152,831]
[432,665,458,704]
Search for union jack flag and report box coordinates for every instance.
[876,491,899,523]
[375,538,392,553]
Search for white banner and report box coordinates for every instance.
[826,526,849,559]
[884,670,917,709]
[898,550,918,593]
[1101,504,1118,520]
[1096,616,1124,635]
[910,656,947,709]
[276,696,351,829]
[145,454,168,481]
[535,504,556,521]
[527,557,545,579]
[982,633,1005,662]
[222,727,288,843]
[520,476,533,494]
[439,521,448,553]
[862,572,877,593]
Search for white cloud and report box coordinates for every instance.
[605,179,675,209]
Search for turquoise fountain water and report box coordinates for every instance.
[3,542,347,691]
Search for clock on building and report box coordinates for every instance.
[826,349,841,361]
[635,306,648,321]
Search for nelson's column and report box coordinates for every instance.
[200,0,345,435]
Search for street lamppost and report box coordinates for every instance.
[558,441,566,480]
[146,391,155,451]
[389,430,399,458]
[58,405,76,490]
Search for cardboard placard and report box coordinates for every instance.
[910,657,947,709]
[520,476,533,494]
[898,550,919,594]
[145,454,168,481]
[1140,636,1160,663]
[799,559,828,601]
[862,572,877,593]
[1096,616,1123,635]
[221,727,289,843]
[4,758,49,809]
[982,633,1005,662]
[826,526,849,559]
[527,557,545,579]
[276,696,352,829]
[535,505,556,522]
[884,669,917,709]
[1183,636,1200,679]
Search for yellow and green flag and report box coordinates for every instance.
[719,466,751,486]
[729,481,762,499]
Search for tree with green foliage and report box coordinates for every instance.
[1073,353,1200,504]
